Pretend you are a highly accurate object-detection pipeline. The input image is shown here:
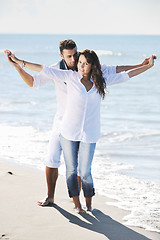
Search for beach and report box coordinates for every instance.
[0,34,160,237]
[0,159,159,240]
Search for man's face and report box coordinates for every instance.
[60,47,77,70]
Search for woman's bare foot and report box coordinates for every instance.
[73,196,86,213]
[85,197,92,212]
[74,207,86,213]
[37,197,54,206]
[86,206,92,212]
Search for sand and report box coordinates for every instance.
[0,159,159,240]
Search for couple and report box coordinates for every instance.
[5,39,156,213]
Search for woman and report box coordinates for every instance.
[5,49,155,213]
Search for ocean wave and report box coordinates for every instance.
[92,160,160,233]
[0,124,50,168]
[2,48,155,59]
[0,123,160,233]
[1,48,122,56]
[0,101,37,106]
[95,50,122,56]
[101,130,160,143]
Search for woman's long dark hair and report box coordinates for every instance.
[79,49,106,99]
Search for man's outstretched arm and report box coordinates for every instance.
[4,50,43,72]
[126,55,155,78]
[116,56,156,73]
[5,51,34,87]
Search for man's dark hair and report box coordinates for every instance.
[59,39,77,54]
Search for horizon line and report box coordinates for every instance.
[0,33,160,36]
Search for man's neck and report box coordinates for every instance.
[62,60,76,71]
[68,66,76,71]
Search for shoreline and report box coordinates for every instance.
[0,159,159,240]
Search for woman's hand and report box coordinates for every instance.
[4,49,43,72]
[4,50,20,69]
[4,50,19,64]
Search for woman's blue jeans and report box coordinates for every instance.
[60,135,96,198]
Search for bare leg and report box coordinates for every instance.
[85,197,92,211]
[37,167,58,206]
[73,196,86,213]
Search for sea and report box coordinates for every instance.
[0,34,160,233]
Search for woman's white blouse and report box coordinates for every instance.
[34,66,130,143]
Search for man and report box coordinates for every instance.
[5,39,150,206]
[5,39,78,206]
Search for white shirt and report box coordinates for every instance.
[33,63,116,126]
[33,62,67,121]
[33,66,130,143]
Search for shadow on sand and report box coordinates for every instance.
[47,204,151,240]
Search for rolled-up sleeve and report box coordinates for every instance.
[104,71,130,86]
[101,64,117,75]
[33,65,52,89]
[33,65,71,89]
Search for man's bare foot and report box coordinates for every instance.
[37,197,54,206]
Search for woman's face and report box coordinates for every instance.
[77,55,92,77]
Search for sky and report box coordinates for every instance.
[0,0,160,35]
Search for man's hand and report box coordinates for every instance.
[142,55,157,66]
[148,55,156,68]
